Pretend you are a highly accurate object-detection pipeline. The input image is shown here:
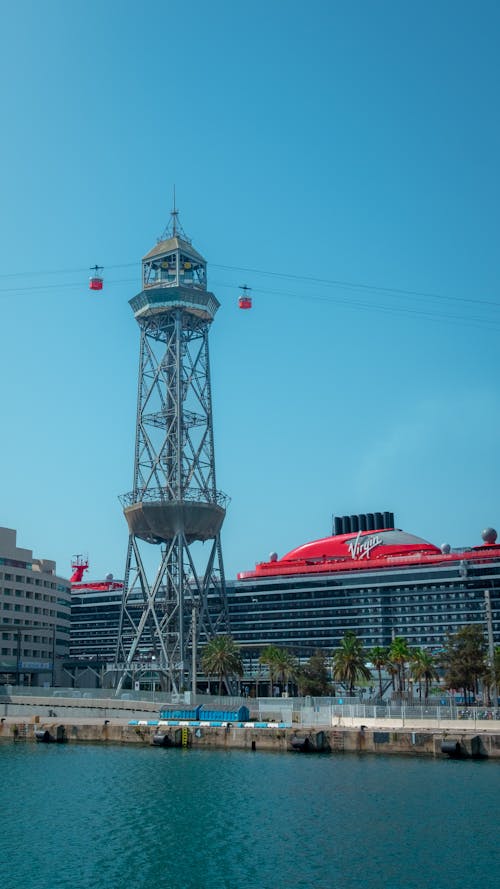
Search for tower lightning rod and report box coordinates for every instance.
[172,185,178,237]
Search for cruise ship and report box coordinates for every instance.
[65,514,500,687]
[231,511,500,663]
[69,557,124,662]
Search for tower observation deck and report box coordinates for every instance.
[115,208,229,693]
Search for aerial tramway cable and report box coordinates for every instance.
[0,257,499,329]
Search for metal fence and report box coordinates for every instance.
[296,702,500,726]
[2,687,500,726]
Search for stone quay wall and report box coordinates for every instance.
[1,713,500,759]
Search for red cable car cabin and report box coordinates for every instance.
[238,285,252,309]
[89,265,104,290]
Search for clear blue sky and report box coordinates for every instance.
[1,1,500,581]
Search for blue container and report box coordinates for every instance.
[199,706,250,722]
[159,706,201,720]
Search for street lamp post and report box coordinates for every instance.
[191,603,197,699]
[151,656,156,701]
[51,625,56,687]
[16,630,21,688]
[484,589,497,705]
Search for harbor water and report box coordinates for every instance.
[1,744,499,889]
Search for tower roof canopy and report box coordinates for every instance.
[143,236,206,264]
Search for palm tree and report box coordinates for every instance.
[410,648,439,701]
[332,632,371,696]
[259,645,281,696]
[271,648,298,695]
[201,635,243,695]
[369,646,389,700]
[389,637,411,698]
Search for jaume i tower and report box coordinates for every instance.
[115,207,229,693]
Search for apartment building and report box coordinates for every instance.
[0,526,71,686]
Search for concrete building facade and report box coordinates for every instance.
[0,527,71,686]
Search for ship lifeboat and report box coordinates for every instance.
[238,284,252,309]
[89,265,104,291]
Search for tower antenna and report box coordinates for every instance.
[172,185,178,237]
[159,186,190,242]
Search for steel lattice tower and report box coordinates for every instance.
[115,208,229,693]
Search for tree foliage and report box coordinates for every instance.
[410,648,439,701]
[259,645,282,694]
[259,645,297,694]
[201,635,243,694]
[441,625,487,704]
[332,632,371,696]
[297,650,332,696]
[369,646,389,700]
[388,636,412,696]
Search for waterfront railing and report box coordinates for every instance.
[297,703,500,726]
[2,687,499,726]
